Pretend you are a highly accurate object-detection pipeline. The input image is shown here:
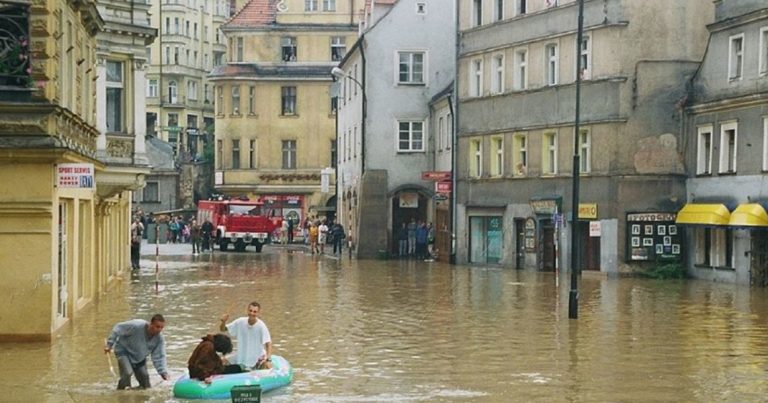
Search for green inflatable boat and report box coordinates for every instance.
[173,355,293,400]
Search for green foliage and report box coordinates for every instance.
[640,262,686,280]
[202,141,214,163]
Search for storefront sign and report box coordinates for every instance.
[626,212,676,222]
[530,199,559,215]
[421,171,452,181]
[579,203,598,219]
[399,192,419,208]
[56,163,94,188]
[435,181,452,193]
[589,221,601,237]
[626,212,680,262]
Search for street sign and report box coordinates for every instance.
[435,181,452,193]
[589,221,601,237]
[231,385,261,403]
[421,171,451,181]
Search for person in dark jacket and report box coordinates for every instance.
[415,221,429,259]
[331,222,345,255]
[187,333,236,383]
[398,222,409,258]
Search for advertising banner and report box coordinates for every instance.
[56,163,94,188]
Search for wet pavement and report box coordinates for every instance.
[2,240,768,402]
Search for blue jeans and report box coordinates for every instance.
[116,355,150,389]
[399,240,408,256]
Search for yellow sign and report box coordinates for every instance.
[579,203,598,219]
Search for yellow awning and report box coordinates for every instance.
[675,204,731,225]
[729,203,768,227]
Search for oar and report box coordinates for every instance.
[104,339,117,377]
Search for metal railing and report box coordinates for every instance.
[0,1,30,87]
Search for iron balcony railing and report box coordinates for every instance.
[0,1,30,88]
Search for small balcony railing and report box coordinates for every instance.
[0,1,31,89]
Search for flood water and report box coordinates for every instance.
[3,244,768,402]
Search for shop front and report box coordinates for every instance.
[627,212,682,263]
[530,198,561,271]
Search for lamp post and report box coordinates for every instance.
[569,0,585,320]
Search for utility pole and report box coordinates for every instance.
[569,0,585,320]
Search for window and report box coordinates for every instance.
[165,46,170,64]
[697,228,733,268]
[167,113,178,143]
[174,46,180,64]
[719,122,737,173]
[438,116,445,151]
[546,0,558,7]
[471,59,483,97]
[518,0,526,15]
[236,37,244,62]
[231,85,240,115]
[492,54,504,94]
[106,61,123,132]
[473,0,482,26]
[249,139,256,168]
[147,79,158,98]
[416,2,426,14]
[546,43,558,85]
[513,133,527,176]
[330,93,338,114]
[231,139,240,169]
[469,139,482,177]
[398,51,425,84]
[697,125,713,175]
[305,0,317,11]
[282,37,297,61]
[397,121,425,152]
[174,17,180,34]
[695,227,711,266]
[281,86,296,115]
[446,113,453,150]
[491,136,504,177]
[579,129,590,173]
[330,139,337,167]
[282,140,297,169]
[760,28,768,75]
[248,86,255,114]
[216,86,223,114]
[188,81,198,101]
[331,37,346,61]
[514,49,527,90]
[185,21,190,36]
[576,36,591,80]
[323,0,335,11]
[216,139,222,169]
[494,0,504,21]
[165,17,170,34]
[543,132,558,175]
[143,182,159,202]
[729,34,744,81]
[763,117,768,171]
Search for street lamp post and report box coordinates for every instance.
[569,0,585,320]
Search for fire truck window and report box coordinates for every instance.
[248,207,262,216]
[229,206,253,216]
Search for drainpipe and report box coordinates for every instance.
[360,44,366,175]
[450,0,459,264]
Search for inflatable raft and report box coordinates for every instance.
[173,355,293,400]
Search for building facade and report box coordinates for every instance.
[336,0,456,258]
[679,2,768,285]
[456,0,713,271]
[210,0,363,228]
[0,0,153,340]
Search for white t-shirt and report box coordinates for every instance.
[226,317,272,368]
[319,224,328,241]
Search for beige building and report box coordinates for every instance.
[145,0,230,158]
[210,0,363,226]
[0,0,154,341]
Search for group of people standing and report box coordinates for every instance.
[104,301,273,389]
[397,218,435,260]
[304,219,346,255]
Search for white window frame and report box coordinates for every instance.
[728,34,744,81]
[331,36,346,61]
[188,80,198,101]
[494,0,504,21]
[471,58,483,97]
[397,120,426,152]
[470,139,482,178]
[147,79,158,98]
[491,136,504,177]
[760,27,768,76]
[105,60,124,133]
[473,0,483,27]
[322,0,336,12]
[579,129,590,173]
[437,116,444,151]
[578,35,591,80]
[282,140,297,169]
[231,85,240,115]
[514,48,527,90]
[543,132,558,175]
[396,50,426,85]
[545,43,558,86]
[763,117,768,171]
[492,54,505,94]
[514,133,527,176]
[697,125,713,175]
[305,0,318,11]
[719,121,738,173]
[517,0,527,15]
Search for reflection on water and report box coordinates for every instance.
[2,249,768,402]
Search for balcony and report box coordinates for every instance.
[0,1,32,101]
[105,133,135,165]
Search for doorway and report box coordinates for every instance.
[541,219,555,271]
[391,191,427,256]
[750,232,768,286]
[579,223,601,270]
[469,216,503,264]
[515,219,525,269]
[57,202,69,320]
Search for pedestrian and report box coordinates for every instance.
[309,222,319,254]
[190,219,201,255]
[130,217,143,270]
[219,302,273,371]
[407,218,417,256]
[426,222,435,260]
[201,219,214,252]
[287,218,294,244]
[397,222,408,258]
[331,222,346,255]
[187,333,239,383]
[169,218,180,243]
[104,314,170,390]
[415,221,428,260]
[318,220,329,254]
[280,219,289,245]
[303,218,311,245]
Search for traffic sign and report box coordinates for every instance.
[422,171,451,181]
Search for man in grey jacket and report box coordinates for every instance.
[104,314,170,389]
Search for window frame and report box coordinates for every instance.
[147,79,158,98]
[578,35,591,80]
[543,132,558,175]
[305,0,318,11]
[471,58,483,97]
[514,48,528,90]
[282,140,297,169]
[760,27,768,76]
[578,129,590,174]
[331,36,346,61]
[105,60,124,133]
[545,43,559,86]
[696,125,713,175]
[396,120,426,152]
[513,133,527,176]
[281,86,297,115]
[322,0,336,12]
[469,138,482,178]
[236,37,244,62]
[231,139,240,169]
[282,36,297,62]
[490,136,504,177]
[396,50,426,85]
[728,33,744,81]
[494,0,504,21]
[491,54,505,94]
[231,85,240,115]
[719,121,738,173]
[142,181,159,202]
[473,0,483,27]
[249,139,256,169]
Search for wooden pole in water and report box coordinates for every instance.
[155,224,160,292]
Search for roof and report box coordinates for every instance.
[225,0,276,29]
[209,63,337,80]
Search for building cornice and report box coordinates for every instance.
[687,92,768,114]
[707,7,768,33]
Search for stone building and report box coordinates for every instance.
[210,0,363,228]
[455,0,713,271]
[0,0,154,340]
[679,1,768,285]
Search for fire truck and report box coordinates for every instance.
[197,199,282,252]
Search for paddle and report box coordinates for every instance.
[104,338,117,378]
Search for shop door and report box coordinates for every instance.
[515,219,525,269]
[391,193,427,255]
[57,203,68,320]
[469,216,503,264]
[541,220,555,271]
[750,232,768,287]
[435,208,450,263]
[579,224,601,270]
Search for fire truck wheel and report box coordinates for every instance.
[235,240,247,252]
[220,241,229,251]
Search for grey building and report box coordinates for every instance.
[456,0,713,271]
[335,0,456,258]
[680,2,768,285]
[133,137,180,215]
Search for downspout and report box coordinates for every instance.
[360,42,366,175]
[450,0,459,264]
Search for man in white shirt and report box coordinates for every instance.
[219,301,272,370]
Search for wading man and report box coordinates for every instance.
[104,314,170,389]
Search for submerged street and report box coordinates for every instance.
[2,242,768,402]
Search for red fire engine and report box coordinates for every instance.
[197,199,282,252]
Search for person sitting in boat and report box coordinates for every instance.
[187,333,238,383]
[219,301,273,370]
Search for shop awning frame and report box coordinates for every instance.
[729,203,768,227]
[675,204,731,226]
